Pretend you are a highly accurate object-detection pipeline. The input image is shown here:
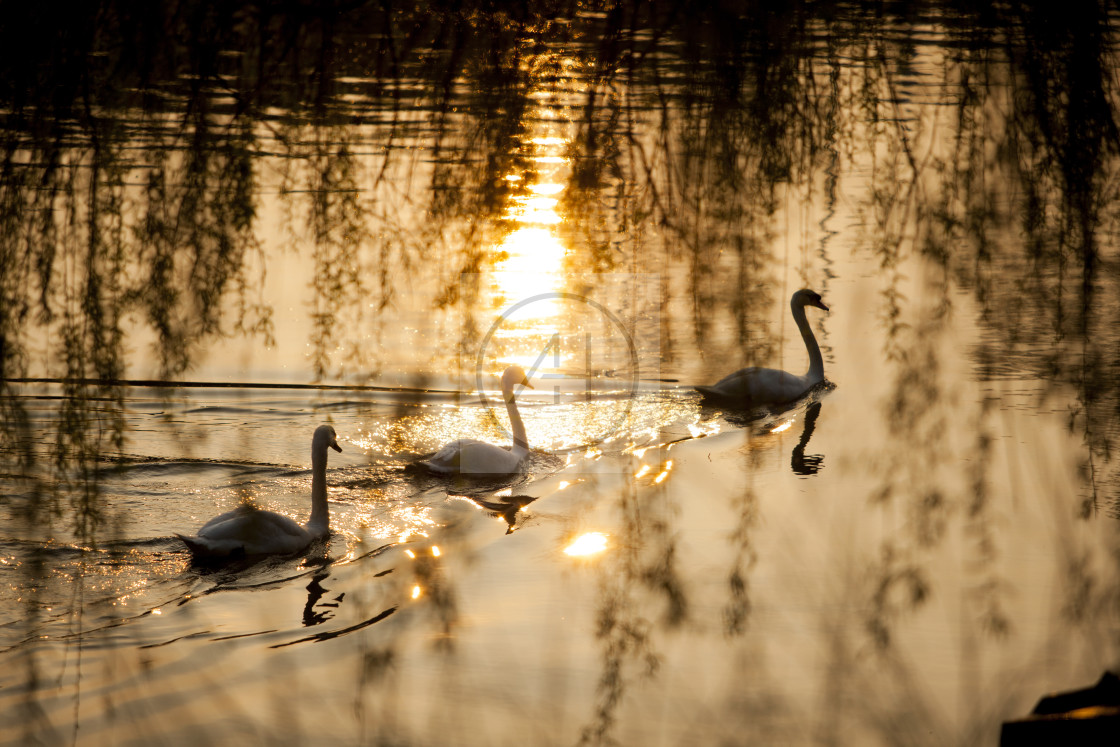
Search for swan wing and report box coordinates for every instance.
[422,438,523,475]
[457,441,521,474]
[182,507,312,557]
[422,438,481,473]
[196,504,256,532]
[695,366,764,405]
[697,366,810,407]
[176,532,241,557]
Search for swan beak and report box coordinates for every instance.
[330,440,342,453]
[818,300,830,311]
[521,378,535,390]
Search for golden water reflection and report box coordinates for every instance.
[349,99,690,456]
[564,532,609,557]
[5,6,1120,745]
[484,108,575,378]
[353,503,438,544]
[352,389,705,462]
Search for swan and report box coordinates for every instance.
[696,288,829,408]
[422,365,534,475]
[177,424,342,559]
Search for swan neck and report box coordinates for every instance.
[308,444,330,532]
[793,299,824,383]
[504,382,529,458]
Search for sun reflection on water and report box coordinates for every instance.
[770,419,795,434]
[485,122,573,378]
[564,532,609,557]
[504,195,562,225]
[492,228,567,308]
[350,505,439,545]
[345,82,693,469]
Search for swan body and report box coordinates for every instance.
[178,424,342,559]
[696,289,829,408]
[422,366,534,475]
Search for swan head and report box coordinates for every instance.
[313,424,343,453]
[793,288,829,312]
[501,365,534,392]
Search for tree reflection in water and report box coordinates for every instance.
[2,1,1120,743]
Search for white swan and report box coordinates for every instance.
[696,288,829,408]
[177,424,342,559]
[422,365,534,475]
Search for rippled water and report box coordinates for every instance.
[4,2,1120,745]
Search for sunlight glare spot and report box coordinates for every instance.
[530,182,564,195]
[653,460,673,484]
[771,420,794,434]
[558,480,570,490]
[635,464,651,479]
[431,546,441,557]
[412,585,422,600]
[564,532,609,557]
[492,229,567,316]
[498,228,566,272]
[405,549,416,559]
[505,201,561,225]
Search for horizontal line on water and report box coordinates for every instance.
[2,376,682,393]
[2,377,413,393]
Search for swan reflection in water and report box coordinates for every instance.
[791,401,825,476]
[465,494,539,533]
[722,397,830,478]
[303,570,343,627]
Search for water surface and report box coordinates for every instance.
[3,2,1120,744]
